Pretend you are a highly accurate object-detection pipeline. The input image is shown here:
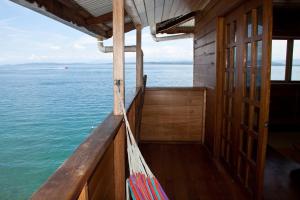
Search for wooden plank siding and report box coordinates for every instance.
[194,13,217,151]
[140,87,206,142]
[193,0,244,153]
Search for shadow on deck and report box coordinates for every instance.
[140,143,248,200]
[264,147,300,200]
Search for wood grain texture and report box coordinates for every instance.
[114,125,125,200]
[140,143,249,200]
[113,0,125,115]
[88,143,115,200]
[77,184,88,200]
[140,88,205,142]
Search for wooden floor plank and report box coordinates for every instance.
[140,143,248,200]
[264,147,300,200]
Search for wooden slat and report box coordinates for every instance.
[77,184,88,200]
[140,88,206,142]
[114,125,125,200]
[88,143,114,200]
[140,143,248,199]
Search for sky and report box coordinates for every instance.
[0,0,193,65]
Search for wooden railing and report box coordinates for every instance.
[31,75,147,200]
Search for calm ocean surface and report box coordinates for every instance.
[0,63,192,200]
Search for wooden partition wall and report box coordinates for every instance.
[31,82,146,200]
[140,87,206,142]
[194,0,272,199]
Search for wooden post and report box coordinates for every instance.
[136,24,143,88]
[113,0,125,199]
[113,0,125,115]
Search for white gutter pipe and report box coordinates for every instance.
[150,23,193,42]
[97,39,136,53]
[151,32,194,42]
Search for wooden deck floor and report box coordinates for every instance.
[140,143,248,200]
[264,147,300,200]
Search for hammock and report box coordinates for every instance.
[116,85,169,200]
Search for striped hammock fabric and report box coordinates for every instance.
[117,87,169,200]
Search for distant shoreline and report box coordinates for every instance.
[0,61,193,67]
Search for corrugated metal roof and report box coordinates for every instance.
[73,0,112,17]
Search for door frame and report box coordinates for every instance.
[215,0,272,199]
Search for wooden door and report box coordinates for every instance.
[219,0,272,199]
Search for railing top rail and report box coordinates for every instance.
[31,86,143,200]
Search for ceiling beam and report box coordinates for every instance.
[162,27,194,34]
[156,12,195,34]
[107,22,135,36]
[86,12,113,26]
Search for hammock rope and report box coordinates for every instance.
[116,83,169,200]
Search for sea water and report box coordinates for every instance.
[0,63,192,200]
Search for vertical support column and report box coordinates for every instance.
[113,0,125,115]
[113,0,125,199]
[136,24,143,88]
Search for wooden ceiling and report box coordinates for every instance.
[10,0,211,39]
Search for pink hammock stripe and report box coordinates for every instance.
[128,174,168,200]
[116,86,169,200]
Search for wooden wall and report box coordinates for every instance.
[193,0,244,153]
[87,143,115,200]
[140,88,206,142]
[273,5,300,38]
[269,83,300,131]
[194,15,217,151]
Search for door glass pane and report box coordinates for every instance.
[248,167,256,194]
[244,103,249,126]
[257,7,263,36]
[233,21,237,43]
[246,12,252,38]
[255,70,261,101]
[224,97,228,114]
[226,48,230,69]
[292,40,300,81]
[239,158,247,181]
[224,71,229,91]
[253,107,260,132]
[229,97,233,117]
[227,122,232,140]
[251,139,258,162]
[233,47,237,89]
[245,68,251,97]
[241,130,248,153]
[226,24,231,45]
[257,41,263,69]
[271,40,287,80]
[247,43,252,67]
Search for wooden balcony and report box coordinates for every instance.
[30,79,247,200]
